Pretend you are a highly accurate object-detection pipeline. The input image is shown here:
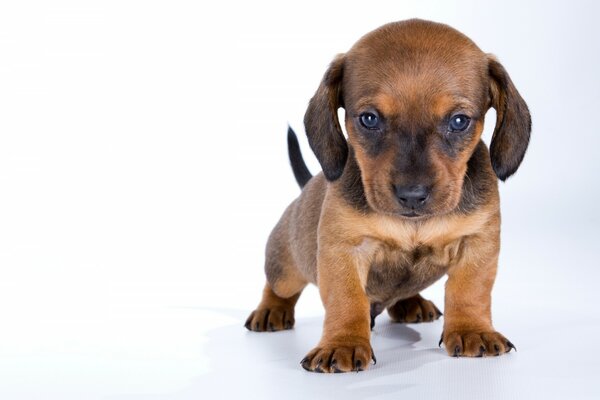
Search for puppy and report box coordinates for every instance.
[245,19,530,373]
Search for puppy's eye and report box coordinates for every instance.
[448,115,471,132]
[360,112,380,130]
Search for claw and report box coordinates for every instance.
[300,357,311,371]
[477,345,485,357]
[453,345,461,357]
[494,344,500,355]
[354,359,363,372]
[506,340,517,352]
[262,310,270,332]
[300,357,310,371]
[244,311,254,331]
[315,358,323,371]
[397,311,406,322]
[369,345,377,365]
[438,333,444,348]
[329,358,342,373]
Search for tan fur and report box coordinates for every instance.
[246,19,530,372]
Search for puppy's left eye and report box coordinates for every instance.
[360,112,380,130]
[448,115,471,132]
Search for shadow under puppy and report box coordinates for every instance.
[245,19,530,373]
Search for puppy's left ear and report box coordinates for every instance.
[488,55,532,181]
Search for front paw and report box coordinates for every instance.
[440,330,516,357]
[300,338,376,373]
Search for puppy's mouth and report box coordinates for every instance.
[400,211,421,218]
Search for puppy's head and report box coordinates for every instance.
[304,19,531,218]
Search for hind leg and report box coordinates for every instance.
[245,262,307,331]
[245,237,307,331]
[246,203,309,332]
[387,293,443,323]
[245,282,304,332]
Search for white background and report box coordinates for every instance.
[1,0,599,399]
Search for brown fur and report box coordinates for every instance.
[246,19,530,372]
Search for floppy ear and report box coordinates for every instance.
[487,55,532,181]
[304,54,347,181]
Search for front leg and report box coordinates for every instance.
[301,242,376,373]
[441,232,516,357]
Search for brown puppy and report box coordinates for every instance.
[245,19,530,373]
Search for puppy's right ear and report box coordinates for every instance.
[304,54,347,181]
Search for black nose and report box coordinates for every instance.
[394,184,430,209]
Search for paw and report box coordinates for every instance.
[300,339,376,373]
[440,330,516,357]
[244,307,294,332]
[387,295,442,323]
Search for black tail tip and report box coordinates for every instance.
[287,125,313,189]
[287,125,298,145]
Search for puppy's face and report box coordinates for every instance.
[305,20,531,218]
[343,24,490,217]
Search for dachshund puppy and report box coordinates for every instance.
[245,19,530,373]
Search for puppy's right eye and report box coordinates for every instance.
[360,112,380,130]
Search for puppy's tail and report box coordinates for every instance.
[287,125,312,189]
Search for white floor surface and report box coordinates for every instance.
[2,228,599,400]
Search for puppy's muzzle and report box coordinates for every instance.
[393,184,431,212]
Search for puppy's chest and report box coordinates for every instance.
[364,238,462,303]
